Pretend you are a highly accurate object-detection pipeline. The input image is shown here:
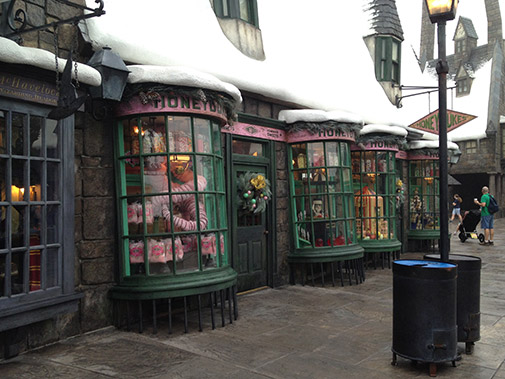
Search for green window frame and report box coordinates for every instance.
[288,141,356,249]
[211,0,259,27]
[351,151,397,241]
[408,160,440,231]
[375,36,401,84]
[115,114,229,277]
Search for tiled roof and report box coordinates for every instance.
[364,0,404,40]
[458,16,479,39]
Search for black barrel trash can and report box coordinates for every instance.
[424,254,481,354]
[392,260,458,376]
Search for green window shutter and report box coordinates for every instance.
[375,37,402,83]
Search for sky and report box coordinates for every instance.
[82,0,504,142]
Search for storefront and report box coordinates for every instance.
[280,110,365,286]
[0,38,102,347]
[406,140,461,248]
[110,67,242,330]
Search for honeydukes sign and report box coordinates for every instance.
[409,109,476,134]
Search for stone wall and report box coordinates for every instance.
[75,112,116,332]
[275,141,290,284]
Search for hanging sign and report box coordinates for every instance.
[409,109,477,134]
[0,72,58,106]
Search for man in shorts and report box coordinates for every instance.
[474,186,494,245]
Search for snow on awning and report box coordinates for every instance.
[127,65,242,104]
[361,124,408,137]
[278,109,364,125]
[408,140,460,151]
[0,37,101,87]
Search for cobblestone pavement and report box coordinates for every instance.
[1,218,505,378]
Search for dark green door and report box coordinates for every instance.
[232,163,269,291]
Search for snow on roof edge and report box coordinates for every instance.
[361,124,408,137]
[278,109,364,125]
[0,37,101,87]
[127,65,242,104]
[408,140,460,151]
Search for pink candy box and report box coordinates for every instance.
[129,241,144,263]
[148,239,166,263]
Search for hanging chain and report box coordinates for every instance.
[72,22,80,88]
[53,25,60,93]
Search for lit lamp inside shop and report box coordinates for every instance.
[133,125,144,136]
[424,0,458,262]
[11,185,39,201]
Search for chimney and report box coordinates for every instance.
[419,0,435,71]
[485,0,503,55]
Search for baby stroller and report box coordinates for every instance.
[457,209,485,243]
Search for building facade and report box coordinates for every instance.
[0,0,477,358]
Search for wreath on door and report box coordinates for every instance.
[237,172,272,214]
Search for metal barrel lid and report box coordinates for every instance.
[424,254,481,270]
[393,259,457,279]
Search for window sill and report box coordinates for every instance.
[0,292,83,332]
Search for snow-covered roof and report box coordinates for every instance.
[278,109,364,125]
[408,140,460,151]
[127,65,242,104]
[81,0,499,142]
[0,37,101,87]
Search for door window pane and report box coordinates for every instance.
[46,247,59,288]
[0,110,6,154]
[12,113,25,155]
[29,116,44,157]
[232,139,264,156]
[11,251,24,295]
[47,162,59,201]
[46,119,60,159]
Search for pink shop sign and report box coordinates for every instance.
[115,94,228,123]
[351,141,399,152]
[395,150,408,160]
[221,122,285,142]
[286,128,356,143]
[408,153,440,160]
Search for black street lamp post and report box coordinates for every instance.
[425,0,458,262]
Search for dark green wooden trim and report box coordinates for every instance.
[237,112,286,129]
[288,244,364,264]
[110,267,237,300]
[359,239,401,253]
[407,230,442,240]
[268,140,277,283]
[225,132,234,268]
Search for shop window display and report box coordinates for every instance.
[351,151,396,241]
[117,115,228,276]
[0,101,78,329]
[289,141,355,249]
[408,160,440,231]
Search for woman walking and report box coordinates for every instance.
[450,194,463,235]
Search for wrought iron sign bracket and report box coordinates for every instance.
[394,84,457,109]
[1,0,105,39]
